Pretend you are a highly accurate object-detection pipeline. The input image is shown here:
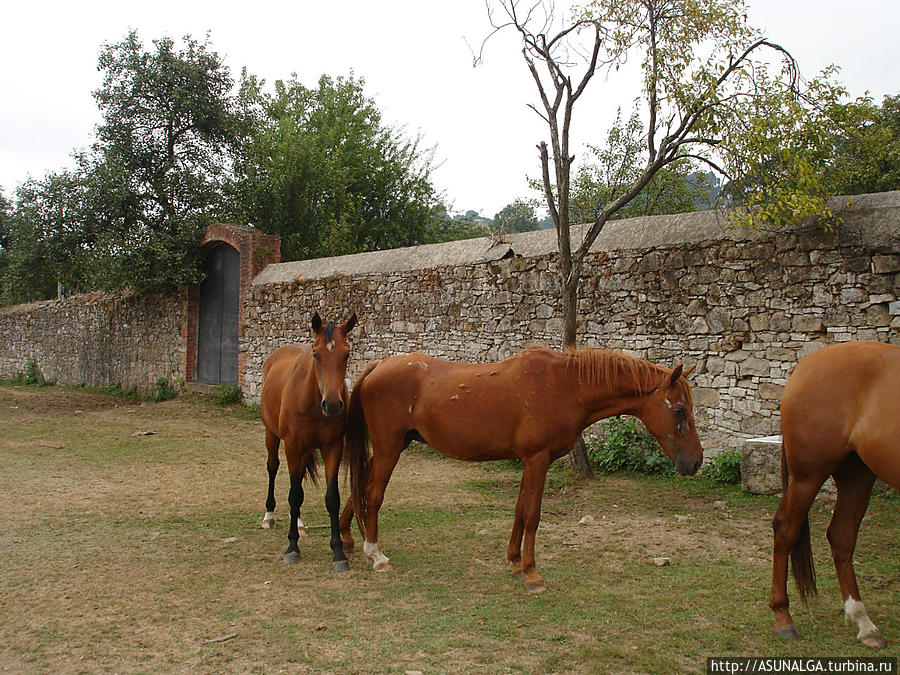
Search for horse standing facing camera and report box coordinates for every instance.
[259,312,358,571]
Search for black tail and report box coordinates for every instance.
[304,452,319,486]
[781,438,817,603]
[345,360,379,536]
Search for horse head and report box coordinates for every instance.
[311,312,357,417]
[640,364,703,476]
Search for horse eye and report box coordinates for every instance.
[672,404,686,418]
[312,352,320,361]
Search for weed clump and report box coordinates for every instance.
[587,416,676,477]
[9,358,50,386]
[151,378,178,402]
[213,384,243,406]
[702,448,742,484]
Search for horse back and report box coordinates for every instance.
[360,349,581,460]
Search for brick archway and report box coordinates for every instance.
[184,224,280,389]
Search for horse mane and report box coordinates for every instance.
[564,348,688,400]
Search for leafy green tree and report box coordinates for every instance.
[229,73,446,261]
[568,109,718,223]
[1,171,89,304]
[492,199,543,234]
[432,205,491,241]
[0,193,10,278]
[83,31,245,291]
[830,94,900,195]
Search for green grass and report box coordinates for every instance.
[0,383,897,674]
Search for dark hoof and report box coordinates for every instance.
[283,551,301,565]
[860,632,887,649]
[774,624,801,640]
[333,559,350,573]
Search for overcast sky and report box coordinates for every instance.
[1,0,897,217]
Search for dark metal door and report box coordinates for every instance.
[197,244,240,385]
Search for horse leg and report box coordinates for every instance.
[828,455,885,648]
[339,500,355,552]
[283,441,306,565]
[323,444,350,572]
[507,475,528,579]
[518,453,551,594]
[262,429,280,529]
[769,476,822,639]
[363,445,402,573]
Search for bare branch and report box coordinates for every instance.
[538,141,560,227]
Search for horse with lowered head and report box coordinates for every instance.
[342,345,703,592]
[259,312,358,571]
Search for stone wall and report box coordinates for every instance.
[243,191,900,456]
[0,288,186,395]
[1,192,897,457]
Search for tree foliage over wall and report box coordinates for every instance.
[227,73,446,261]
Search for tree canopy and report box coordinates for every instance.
[2,32,244,302]
[492,199,544,234]
[0,32,460,304]
[227,73,447,261]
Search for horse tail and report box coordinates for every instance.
[346,360,379,536]
[305,452,319,487]
[781,437,817,603]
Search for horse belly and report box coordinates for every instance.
[413,397,519,461]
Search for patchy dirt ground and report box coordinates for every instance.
[0,384,897,674]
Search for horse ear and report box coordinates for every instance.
[311,312,323,335]
[343,313,358,334]
[683,365,696,379]
[669,364,684,387]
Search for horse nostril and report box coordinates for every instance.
[322,399,344,417]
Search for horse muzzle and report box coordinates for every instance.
[321,398,344,418]
[676,456,702,476]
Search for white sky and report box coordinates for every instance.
[1,0,898,217]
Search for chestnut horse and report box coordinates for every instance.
[342,346,703,592]
[770,340,900,648]
[259,312,358,571]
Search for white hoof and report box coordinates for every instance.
[364,540,391,571]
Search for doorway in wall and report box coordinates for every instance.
[196,243,240,385]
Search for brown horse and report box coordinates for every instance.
[259,312,358,571]
[770,340,900,648]
[342,345,703,592]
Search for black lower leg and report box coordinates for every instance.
[326,475,348,569]
[266,458,279,513]
[285,474,304,561]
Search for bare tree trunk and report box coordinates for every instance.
[562,272,595,478]
[569,436,594,476]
